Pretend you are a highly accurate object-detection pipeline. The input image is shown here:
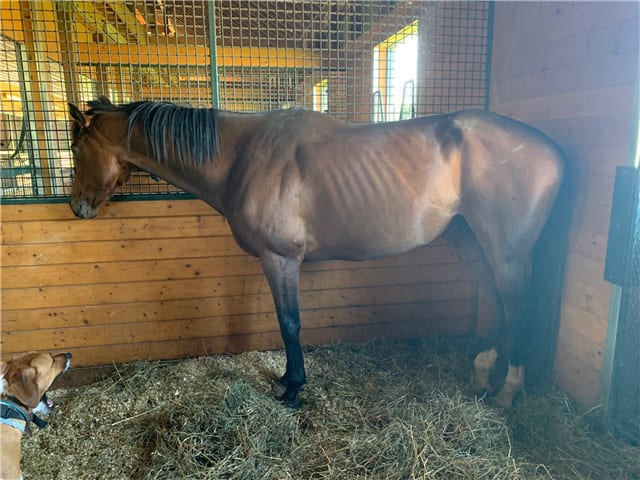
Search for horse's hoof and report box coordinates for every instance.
[494,393,513,408]
[471,378,493,394]
[271,380,301,408]
[465,374,492,399]
[493,388,524,408]
[279,395,300,409]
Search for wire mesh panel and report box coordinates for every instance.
[0,0,492,202]
[611,169,640,444]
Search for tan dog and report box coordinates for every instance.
[1,351,71,480]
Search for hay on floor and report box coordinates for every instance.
[23,336,640,479]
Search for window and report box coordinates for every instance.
[313,79,329,114]
[372,20,419,122]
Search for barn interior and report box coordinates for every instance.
[1,0,638,458]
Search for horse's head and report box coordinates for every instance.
[68,102,134,218]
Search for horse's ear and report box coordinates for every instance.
[97,95,112,105]
[69,103,90,128]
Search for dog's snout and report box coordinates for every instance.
[58,352,72,371]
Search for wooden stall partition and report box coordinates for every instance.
[490,1,639,406]
[1,199,475,376]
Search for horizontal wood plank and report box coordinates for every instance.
[564,252,609,291]
[556,324,605,373]
[2,277,471,318]
[2,280,471,330]
[3,261,471,309]
[0,200,216,222]
[566,228,608,264]
[2,317,473,368]
[552,349,602,406]
[1,247,464,289]
[0,301,472,354]
[3,236,457,268]
[2,236,246,267]
[561,273,612,320]
[558,302,608,348]
[1,215,232,244]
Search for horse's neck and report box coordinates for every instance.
[125,113,260,214]
[123,146,229,213]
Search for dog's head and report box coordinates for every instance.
[0,352,72,409]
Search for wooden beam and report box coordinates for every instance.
[54,1,83,105]
[77,43,323,68]
[102,1,147,44]
[73,0,126,43]
[18,0,56,194]
[0,1,25,43]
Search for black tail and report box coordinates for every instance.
[526,156,576,386]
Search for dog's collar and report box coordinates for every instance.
[1,399,30,433]
[0,398,48,434]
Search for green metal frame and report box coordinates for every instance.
[600,73,640,440]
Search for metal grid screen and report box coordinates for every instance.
[611,170,640,443]
[0,1,492,202]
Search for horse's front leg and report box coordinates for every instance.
[260,251,306,408]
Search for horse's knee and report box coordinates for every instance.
[495,364,525,408]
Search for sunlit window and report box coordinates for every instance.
[372,20,419,122]
[314,79,329,113]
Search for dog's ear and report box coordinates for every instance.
[9,367,41,408]
[0,361,7,376]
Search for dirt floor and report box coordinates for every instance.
[23,336,640,479]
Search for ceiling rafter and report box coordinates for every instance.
[102,1,148,44]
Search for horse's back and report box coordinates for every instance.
[221,107,564,262]
[452,109,564,172]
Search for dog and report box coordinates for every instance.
[1,351,71,480]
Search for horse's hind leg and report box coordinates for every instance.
[490,255,532,408]
[442,216,506,391]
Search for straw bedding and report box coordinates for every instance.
[23,336,640,479]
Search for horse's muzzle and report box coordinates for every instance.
[69,199,97,219]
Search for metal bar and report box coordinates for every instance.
[207,0,220,108]
[484,1,495,111]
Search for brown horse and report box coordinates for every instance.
[68,97,564,408]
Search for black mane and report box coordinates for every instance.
[87,96,219,167]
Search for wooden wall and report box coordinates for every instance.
[1,200,475,370]
[490,1,639,406]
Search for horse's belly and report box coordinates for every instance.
[303,166,460,261]
[304,208,452,262]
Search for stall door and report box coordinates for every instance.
[605,165,640,444]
